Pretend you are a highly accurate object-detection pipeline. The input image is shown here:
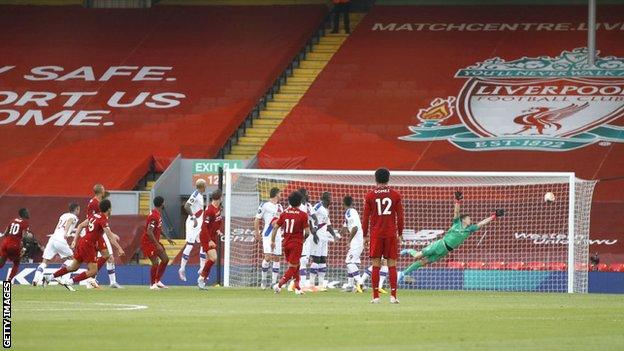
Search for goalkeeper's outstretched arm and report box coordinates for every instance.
[453,191,463,219]
[476,209,505,229]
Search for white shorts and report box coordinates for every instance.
[42,238,73,260]
[301,235,313,257]
[311,240,328,257]
[96,235,113,257]
[345,245,363,264]
[185,216,202,243]
[262,231,283,256]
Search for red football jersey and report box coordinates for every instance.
[84,212,109,244]
[200,204,223,241]
[362,186,404,238]
[276,207,309,245]
[3,218,29,247]
[141,208,162,245]
[87,197,100,217]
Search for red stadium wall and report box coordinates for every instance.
[0,5,326,196]
[258,5,624,262]
[0,195,143,264]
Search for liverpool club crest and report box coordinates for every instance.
[401,48,624,151]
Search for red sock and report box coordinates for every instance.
[8,262,19,282]
[293,265,301,290]
[150,264,158,285]
[389,266,398,298]
[156,260,168,282]
[201,259,214,279]
[53,266,69,278]
[96,257,107,270]
[72,271,88,283]
[372,266,380,299]
[278,266,296,287]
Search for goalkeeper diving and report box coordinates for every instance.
[399,191,505,280]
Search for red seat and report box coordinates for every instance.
[465,261,485,269]
[446,261,466,269]
[508,262,526,271]
[575,263,589,271]
[527,262,547,271]
[546,262,567,271]
[597,263,610,272]
[608,263,624,272]
[484,261,506,270]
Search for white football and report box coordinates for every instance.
[544,192,556,203]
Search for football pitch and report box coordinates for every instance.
[11,286,624,351]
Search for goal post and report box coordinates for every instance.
[223,169,596,293]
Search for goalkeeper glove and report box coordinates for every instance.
[492,209,505,219]
[454,191,463,202]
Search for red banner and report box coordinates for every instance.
[258,5,624,261]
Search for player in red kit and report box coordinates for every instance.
[362,168,404,304]
[44,199,125,291]
[271,191,311,295]
[1,208,32,283]
[142,196,176,290]
[197,190,224,290]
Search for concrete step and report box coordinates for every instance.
[266,101,296,110]
[260,110,288,119]
[246,128,275,137]
[273,93,302,102]
[306,52,334,61]
[253,119,282,127]
[231,144,262,153]
[279,85,308,94]
[292,68,321,77]
[287,76,316,84]
[239,136,269,144]
[299,60,327,69]
[225,153,255,160]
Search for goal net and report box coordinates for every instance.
[224,170,596,293]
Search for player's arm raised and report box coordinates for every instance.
[476,209,505,229]
[454,191,463,219]
[104,227,125,256]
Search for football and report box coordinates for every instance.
[544,192,556,203]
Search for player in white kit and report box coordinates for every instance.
[179,179,206,281]
[32,203,80,286]
[308,192,340,289]
[340,195,364,292]
[295,188,314,290]
[254,187,283,289]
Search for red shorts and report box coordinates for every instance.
[96,237,107,251]
[0,243,20,262]
[74,238,97,263]
[141,242,162,259]
[283,240,302,265]
[369,235,398,260]
[200,234,217,253]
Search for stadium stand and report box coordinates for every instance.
[256,4,624,263]
[0,4,326,196]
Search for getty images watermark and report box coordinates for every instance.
[2,281,10,348]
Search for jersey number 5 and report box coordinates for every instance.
[375,198,392,215]
[284,219,295,234]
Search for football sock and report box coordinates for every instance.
[72,271,88,283]
[106,261,116,285]
[380,265,388,288]
[53,266,69,278]
[150,264,158,285]
[347,263,359,286]
[299,257,308,287]
[271,261,280,285]
[96,257,107,271]
[402,261,423,276]
[279,266,297,287]
[317,263,327,287]
[8,262,19,282]
[198,248,207,274]
[201,259,215,279]
[389,266,398,298]
[293,266,301,290]
[157,260,168,282]
[309,263,318,286]
[34,262,46,283]
[372,266,381,299]
[180,243,193,270]
[261,259,270,284]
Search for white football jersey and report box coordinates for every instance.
[51,213,79,241]
[312,202,331,229]
[186,190,205,219]
[344,208,363,247]
[255,201,283,237]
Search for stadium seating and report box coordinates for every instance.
[610,263,624,272]
[0,5,326,195]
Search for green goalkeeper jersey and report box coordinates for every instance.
[442,218,480,249]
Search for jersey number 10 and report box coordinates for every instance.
[375,198,392,215]
[8,223,20,235]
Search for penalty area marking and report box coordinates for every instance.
[15,301,148,311]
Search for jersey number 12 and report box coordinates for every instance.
[375,198,392,215]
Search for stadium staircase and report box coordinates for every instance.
[222,12,365,160]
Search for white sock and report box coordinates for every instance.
[309,262,318,287]
[34,262,47,284]
[180,243,193,270]
[347,263,359,286]
[198,247,207,274]
[261,259,270,284]
[299,257,308,287]
[317,262,327,288]
[360,266,372,284]
[379,265,388,288]
[271,261,280,285]
[106,262,116,285]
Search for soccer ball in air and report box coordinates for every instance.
[544,192,556,203]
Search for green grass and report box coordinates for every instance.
[11,286,624,351]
